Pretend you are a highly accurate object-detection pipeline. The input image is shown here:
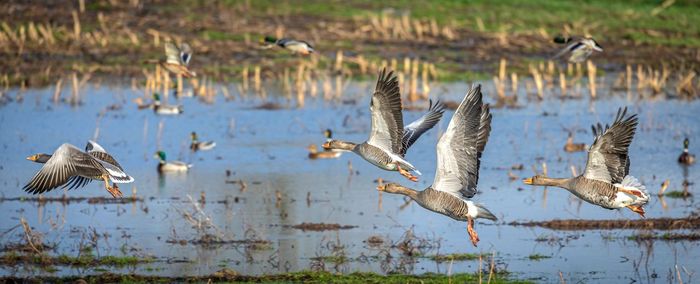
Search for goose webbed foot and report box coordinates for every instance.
[626,205,645,218]
[102,175,124,198]
[397,165,418,182]
[467,217,479,247]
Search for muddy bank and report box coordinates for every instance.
[509,217,700,231]
[287,223,358,231]
[0,270,524,283]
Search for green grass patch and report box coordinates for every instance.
[527,254,551,261]
[664,191,692,198]
[427,253,484,262]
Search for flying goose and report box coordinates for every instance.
[552,36,603,63]
[24,141,133,198]
[377,84,496,247]
[322,69,445,182]
[523,107,649,217]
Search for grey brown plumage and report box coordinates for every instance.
[378,84,496,247]
[523,107,648,217]
[23,142,132,197]
[583,107,638,184]
[400,99,446,156]
[368,68,404,155]
[323,68,443,181]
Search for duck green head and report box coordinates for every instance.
[263,36,277,44]
[191,131,198,141]
[154,151,167,161]
[324,129,333,139]
[153,93,161,101]
[684,138,690,149]
[553,35,571,44]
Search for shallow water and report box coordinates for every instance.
[0,80,698,282]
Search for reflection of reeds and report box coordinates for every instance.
[676,71,696,98]
[586,60,596,99]
[253,65,261,95]
[52,78,62,103]
[511,72,518,94]
[529,65,544,99]
[559,71,567,97]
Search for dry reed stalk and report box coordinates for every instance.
[421,62,430,99]
[241,65,249,93]
[676,71,696,97]
[147,29,160,46]
[398,72,405,94]
[358,55,368,74]
[567,63,573,77]
[52,78,63,103]
[335,50,344,72]
[409,59,419,102]
[636,65,646,92]
[27,22,39,42]
[530,65,544,99]
[20,218,41,254]
[221,85,232,101]
[2,22,19,45]
[586,60,597,99]
[486,252,496,284]
[176,74,183,96]
[162,70,170,101]
[575,62,582,79]
[511,72,518,94]
[282,68,291,99]
[309,78,318,98]
[475,17,485,32]
[390,58,397,73]
[71,10,81,41]
[296,65,306,108]
[499,58,506,81]
[559,72,567,97]
[322,75,332,101]
[626,64,632,91]
[253,66,261,94]
[493,77,505,99]
[334,75,343,98]
[403,57,411,74]
[70,72,79,105]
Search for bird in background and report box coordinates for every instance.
[263,36,315,55]
[147,41,196,78]
[552,35,603,63]
[678,138,695,165]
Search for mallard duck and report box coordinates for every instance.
[563,132,587,152]
[154,151,192,173]
[523,107,649,217]
[159,42,196,78]
[377,84,496,247]
[153,94,183,115]
[190,132,216,152]
[322,69,445,182]
[307,144,341,159]
[263,36,314,55]
[678,138,696,165]
[552,35,603,63]
[24,141,133,198]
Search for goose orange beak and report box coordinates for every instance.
[522,178,533,185]
[321,142,331,149]
[26,155,36,161]
[376,185,386,191]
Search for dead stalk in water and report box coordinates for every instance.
[587,60,596,99]
[52,78,63,103]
